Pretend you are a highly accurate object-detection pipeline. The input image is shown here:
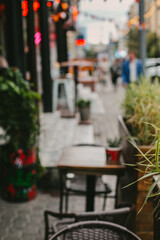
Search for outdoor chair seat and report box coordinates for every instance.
[48,220,141,240]
[44,205,136,240]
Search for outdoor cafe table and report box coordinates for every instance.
[60,60,95,100]
[58,146,126,213]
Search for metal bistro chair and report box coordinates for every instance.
[44,205,136,240]
[48,220,141,240]
[62,144,112,213]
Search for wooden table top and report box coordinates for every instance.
[60,60,94,68]
[58,146,126,175]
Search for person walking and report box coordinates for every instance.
[98,56,110,85]
[110,58,122,91]
[121,50,144,86]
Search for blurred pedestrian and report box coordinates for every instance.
[98,56,110,85]
[121,50,144,86]
[110,58,122,91]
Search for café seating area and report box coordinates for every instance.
[41,59,143,240]
[44,205,136,240]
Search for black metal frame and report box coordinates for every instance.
[59,144,112,213]
[44,205,136,240]
[48,220,141,240]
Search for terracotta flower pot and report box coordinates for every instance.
[106,146,122,162]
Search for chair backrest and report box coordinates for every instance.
[75,206,135,230]
[48,220,142,240]
[44,206,135,240]
[44,211,76,240]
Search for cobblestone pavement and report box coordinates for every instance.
[0,79,125,240]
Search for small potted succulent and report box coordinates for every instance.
[76,99,91,122]
[106,137,122,162]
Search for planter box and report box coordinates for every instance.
[118,115,138,205]
[153,176,160,240]
[118,116,153,239]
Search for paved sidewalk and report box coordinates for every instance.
[39,111,94,168]
[0,80,125,240]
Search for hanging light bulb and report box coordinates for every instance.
[33,1,40,11]
[61,2,68,10]
[72,5,78,22]
[47,1,52,7]
[53,14,59,22]
[59,11,67,19]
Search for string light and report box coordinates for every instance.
[33,1,40,12]
[22,0,28,17]
[47,1,52,7]
[34,32,42,45]
[61,2,69,10]
[72,5,78,22]
[0,3,5,15]
[53,14,59,22]
[128,0,160,28]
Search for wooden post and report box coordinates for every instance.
[39,0,52,112]
[5,0,25,76]
[27,0,38,92]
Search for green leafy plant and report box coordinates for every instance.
[107,137,122,148]
[0,67,40,151]
[122,77,160,145]
[76,99,91,108]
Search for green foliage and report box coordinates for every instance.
[84,47,97,58]
[76,99,91,108]
[127,28,139,57]
[127,29,160,58]
[107,137,122,147]
[147,32,160,58]
[122,77,160,145]
[0,67,40,151]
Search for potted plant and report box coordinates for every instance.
[106,137,122,162]
[0,67,40,202]
[76,99,91,122]
[118,78,160,239]
[120,77,160,147]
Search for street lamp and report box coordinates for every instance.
[139,0,146,69]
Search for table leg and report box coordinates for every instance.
[86,175,96,211]
[115,175,120,208]
[73,65,78,102]
[59,171,64,214]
